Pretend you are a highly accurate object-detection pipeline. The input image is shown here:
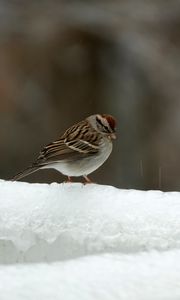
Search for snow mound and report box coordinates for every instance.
[0,251,180,300]
[0,179,180,263]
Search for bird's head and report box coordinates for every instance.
[87,114,116,140]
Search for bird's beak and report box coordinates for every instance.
[110,133,116,140]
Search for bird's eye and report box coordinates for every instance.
[96,117,111,133]
[103,125,109,132]
[96,117,103,127]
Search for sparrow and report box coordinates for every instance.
[12,114,116,183]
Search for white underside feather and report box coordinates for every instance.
[43,138,112,176]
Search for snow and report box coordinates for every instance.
[0,179,180,262]
[0,252,180,300]
[0,179,180,299]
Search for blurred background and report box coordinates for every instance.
[0,0,180,191]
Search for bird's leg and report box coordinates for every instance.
[64,176,72,183]
[67,176,72,182]
[83,175,93,184]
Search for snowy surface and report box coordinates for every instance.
[0,179,180,299]
[0,179,180,263]
[1,251,180,300]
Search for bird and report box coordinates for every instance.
[12,114,116,183]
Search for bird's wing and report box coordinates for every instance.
[34,121,101,166]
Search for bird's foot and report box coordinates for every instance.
[83,176,94,184]
[64,176,72,183]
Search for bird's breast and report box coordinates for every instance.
[43,138,113,177]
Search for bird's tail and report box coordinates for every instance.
[11,165,40,181]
